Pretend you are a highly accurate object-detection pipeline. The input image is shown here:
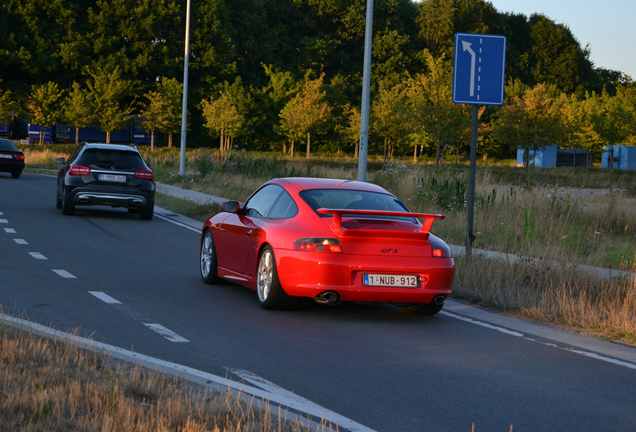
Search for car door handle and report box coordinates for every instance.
[246,230,253,237]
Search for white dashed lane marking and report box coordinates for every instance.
[0,219,8,224]
[4,228,16,233]
[13,239,28,245]
[29,252,47,260]
[143,323,190,343]
[52,269,77,279]
[89,291,189,343]
[89,291,122,304]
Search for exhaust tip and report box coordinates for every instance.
[433,295,446,306]
[314,291,341,305]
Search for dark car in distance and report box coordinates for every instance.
[0,138,25,178]
[56,142,155,220]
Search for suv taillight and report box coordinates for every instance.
[294,238,342,253]
[69,165,90,175]
[135,169,154,180]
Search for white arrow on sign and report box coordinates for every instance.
[462,40,476,97]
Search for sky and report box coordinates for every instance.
[488,0,636,79]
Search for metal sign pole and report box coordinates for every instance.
[179,0,191,175]
[466,105,479,260]
[357,0,374,183]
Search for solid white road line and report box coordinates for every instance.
[4,228,15,233]
[441,310,636,371]
[1,313,375,432]
[52,269,77,279]
[13,239,28,245]
[154,213,200,233]
[143,323,190,342]
[230,368,377,432]
[28,252,47,260]
[440,311,525,338]
[88,291,122,304]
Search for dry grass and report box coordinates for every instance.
[0,319,322,432]
[21,148,69,169]
[453,255,636,344]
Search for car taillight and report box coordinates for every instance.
[69,165,90,175]
[135,169,154,180]
[294,238,342,253]
[431,242,452,258]
[15,155,24,162]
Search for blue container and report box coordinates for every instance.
[27,124,53,144]
[602,146,636,170]
[516,144,557,168]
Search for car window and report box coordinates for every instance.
[67,145,84,164]
[267,190,298,219]
[79,149,145,169]
[0,139,18,151]
[300,189,414,220]
[243,184,283,218]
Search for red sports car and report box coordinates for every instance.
[200,178,455,315]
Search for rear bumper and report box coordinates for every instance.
[0,161,25,173]
[68,187,153,209]
[274,249,455,303]
[74,192,148,208]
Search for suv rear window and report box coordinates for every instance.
[79,149,145,170]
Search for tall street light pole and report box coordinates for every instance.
[179,0,191,175]
[357,0,374,183]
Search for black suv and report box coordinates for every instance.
[56,142,155,220]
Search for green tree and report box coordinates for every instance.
[140,91,164,150]
[201,79,250,156]
[589,88,636,175]
[491,83,563,171]
[252,65,303,151]
[404,51,471,168]
[0,82,18,131]
[372,83,407,162]
[415,0,455,57]
[279,73,332,159]
[27,82,65,144]
[140,78,183,149]
[64,82,94,144]
[85,66,135,143]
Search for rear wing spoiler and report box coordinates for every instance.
[316,208,445,234]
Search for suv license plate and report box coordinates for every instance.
[363,274,417,287]
[99,174,126,182]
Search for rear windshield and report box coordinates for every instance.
[79,149,145,169]
[0,139,18,151]
[299,189,414,220]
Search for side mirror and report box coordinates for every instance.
[55,157,65,165]
[221,201,240,213]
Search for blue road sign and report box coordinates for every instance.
[452,33,506,106]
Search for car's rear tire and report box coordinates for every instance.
[200,230,221,284]
[61,186,75,215]
[257,246,297,310]
[11,171,21,179]
[139,197,154,220]
[402,302,444,316]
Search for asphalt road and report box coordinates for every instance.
[2,172,636,432]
